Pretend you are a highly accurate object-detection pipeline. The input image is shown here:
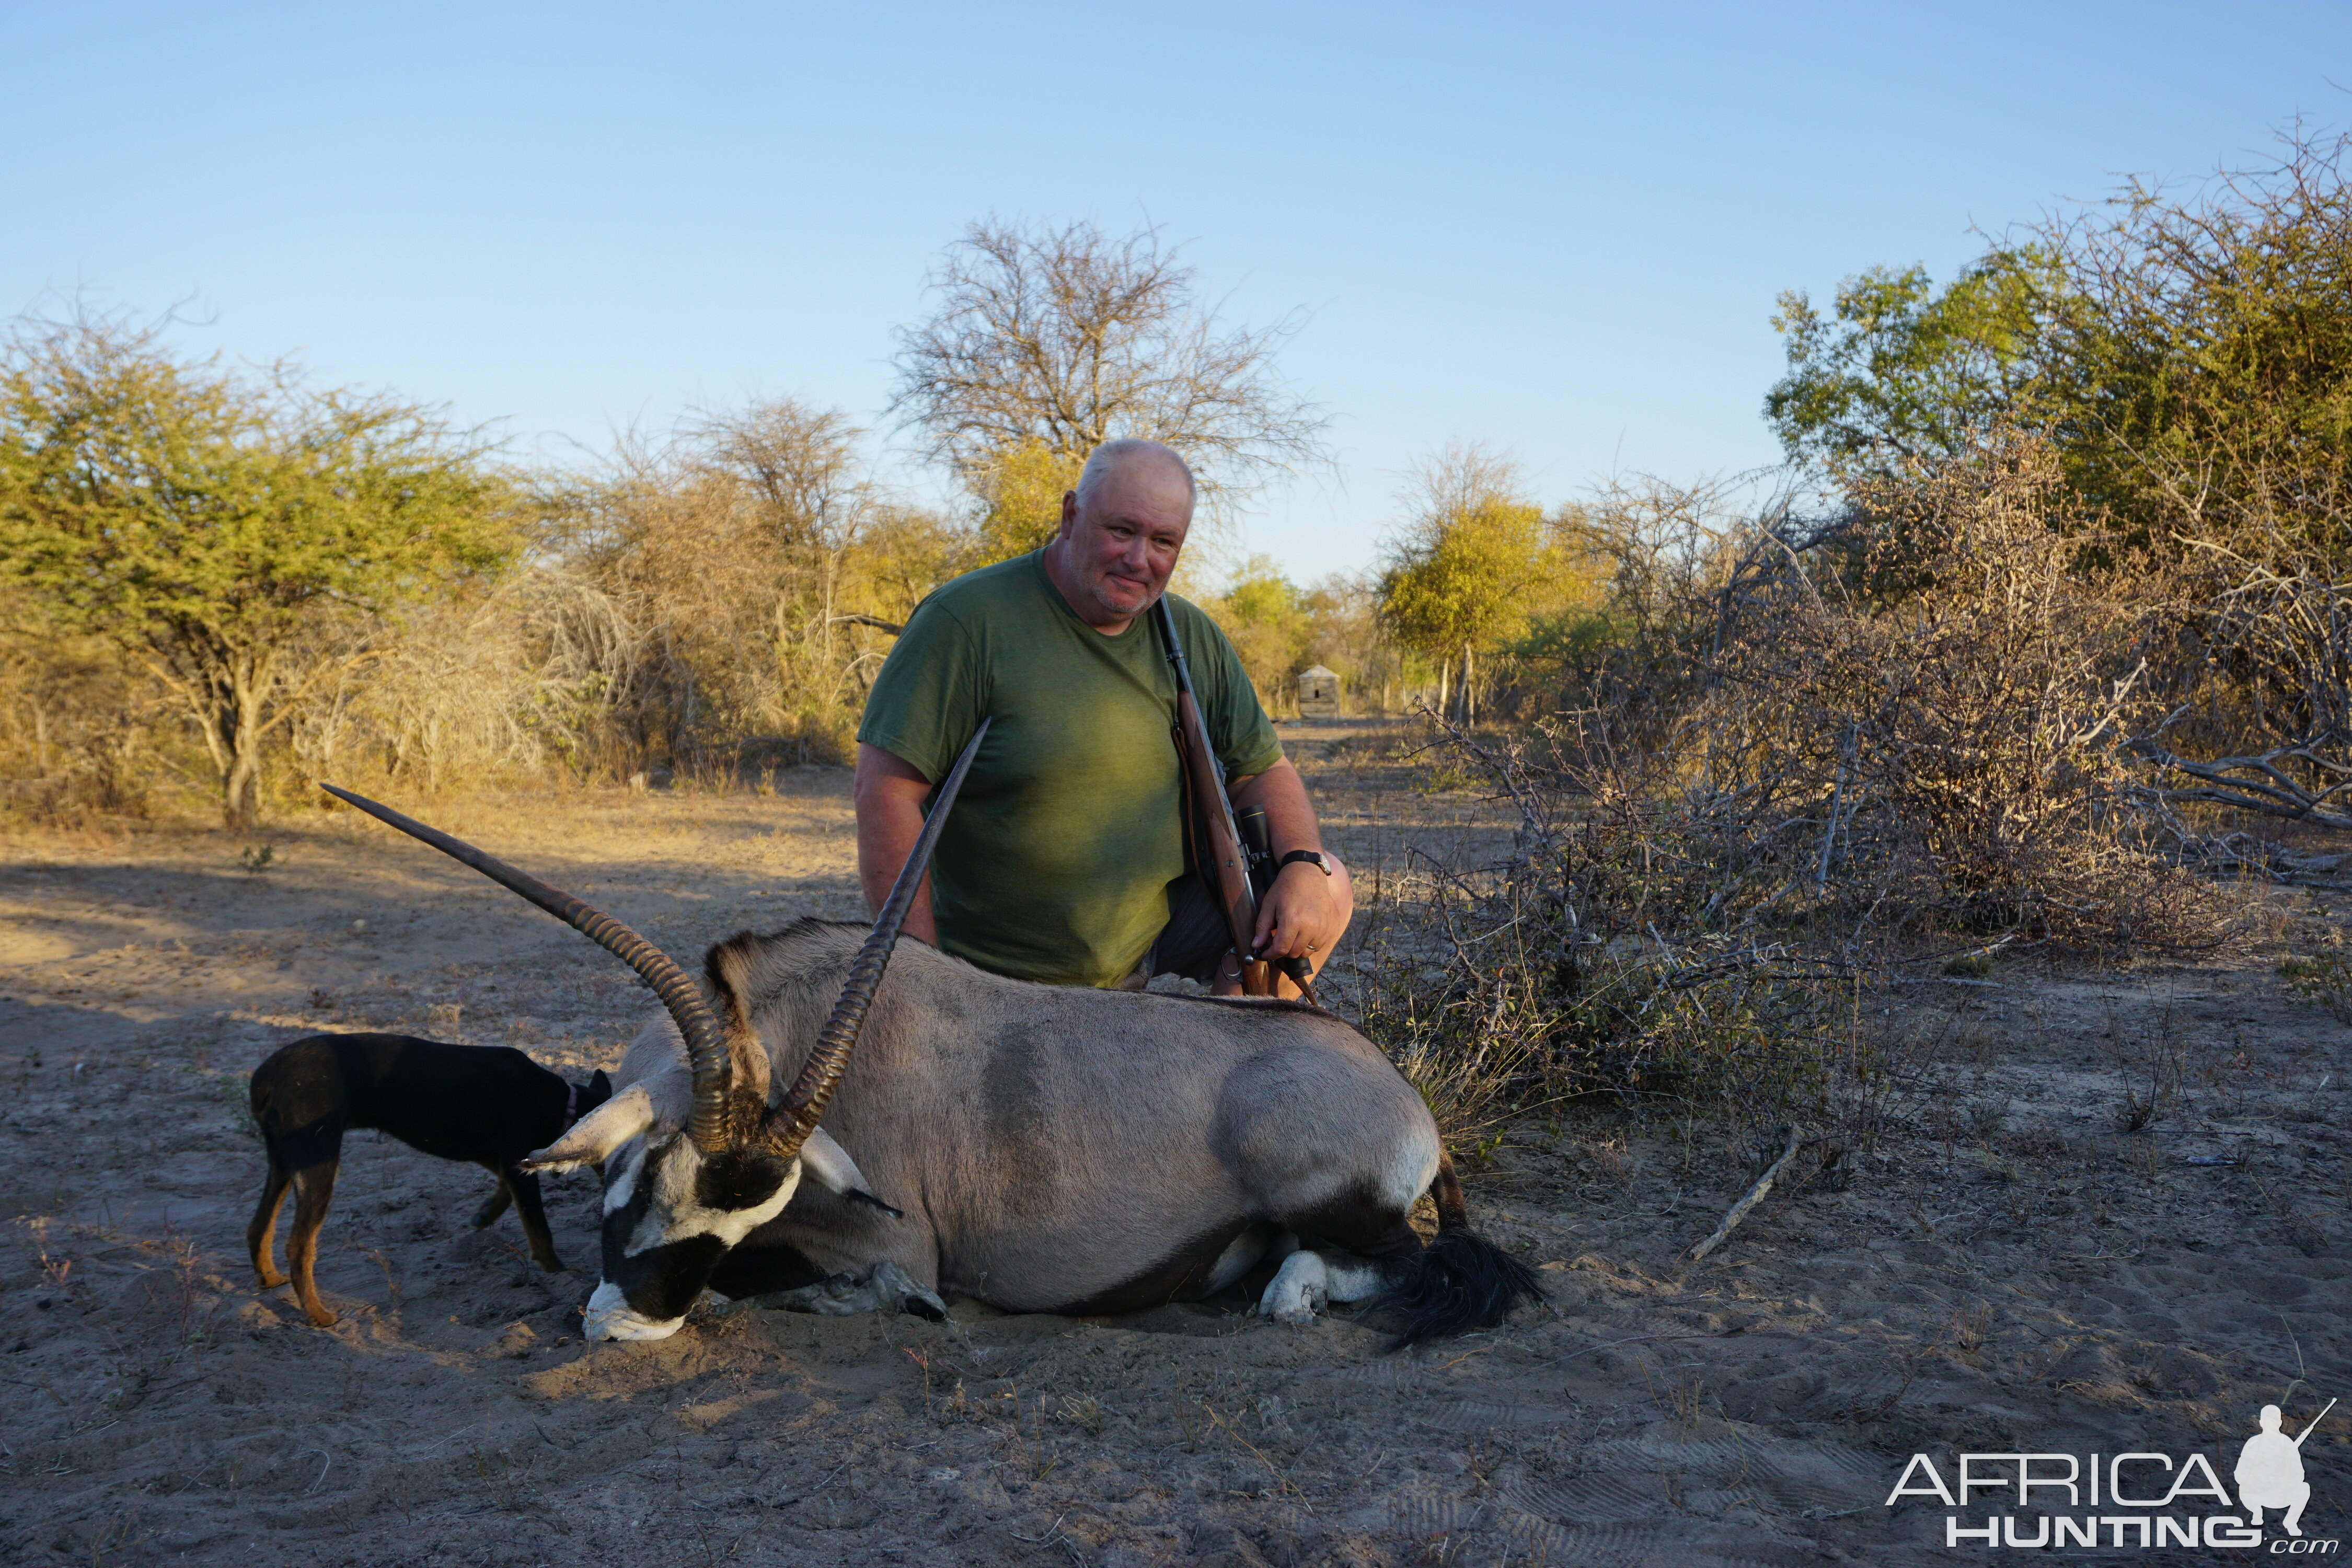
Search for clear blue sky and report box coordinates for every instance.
[7,3,2346,581]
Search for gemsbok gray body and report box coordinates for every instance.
[324,735,1539,1347]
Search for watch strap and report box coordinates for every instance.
[1277,849,1331,876]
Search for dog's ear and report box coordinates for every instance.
[524,1082,654,1172]
[797,1125,902,1218]
[582,1068,614,1111]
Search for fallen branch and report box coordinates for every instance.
[1686,1125,1807,1263]
[2129,744,2352,832]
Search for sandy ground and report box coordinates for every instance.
[2,724,2347,1566]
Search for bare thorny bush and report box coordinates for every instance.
[1711,441,2226,948]
[0,598,159,822]
[285,563,648,795]
[1356,714,1870,1154]
[1367,436,2269,1150]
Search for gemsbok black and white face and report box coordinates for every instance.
[321,721,987,1344]
[524,1085,882,1341]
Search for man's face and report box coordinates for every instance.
[1054,455,1192,626]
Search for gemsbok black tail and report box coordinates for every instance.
[1377,1151,1544,1349]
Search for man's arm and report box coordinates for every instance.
[855,743,938,945]
[1230,758,1354,984]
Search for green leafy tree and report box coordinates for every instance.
[1208,555,1314,706]
[1766,129,2352,573]
[1763,130,2352,750]
[2044,134,2352,561]
[1763,251,2061,472]
[0,313,515,826]
[1377,444,1559,724]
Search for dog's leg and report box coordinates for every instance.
[248,1156,293,1288]
[505,1168,563,1272]
[471,1171,514,1230]
[287,1162,342,1328]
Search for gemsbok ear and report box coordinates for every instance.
[524,1083,657,1172]
[799,1125,903,1218]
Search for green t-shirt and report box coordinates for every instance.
[857,550,1284,987]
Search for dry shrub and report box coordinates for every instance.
[279,402,974,800]
[1712,436,2224,948]
[1356,721,1855,1138]
[285,564,645,797]
[2278,948,2352,1023]
[1712,440,2220,945]
[0,589,191,824]
[546,402,968,775]
[1363,437,2243,1136]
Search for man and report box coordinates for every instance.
[855,438,1351,995]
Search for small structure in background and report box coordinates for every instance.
[1296,665,1341,718]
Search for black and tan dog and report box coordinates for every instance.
[247,1032,612,1327]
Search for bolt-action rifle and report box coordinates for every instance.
[1154,598,1319,1004]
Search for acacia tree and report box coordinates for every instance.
[0,313,514,827]
[889,217,1329,536]
[1763,251,2061,471]
[1765,128,2352,752]
[1378,444,1557,725]
[1767,126,2352,565]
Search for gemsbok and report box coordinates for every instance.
[324,723,1539,1345]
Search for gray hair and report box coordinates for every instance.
[1074,439,1196,512]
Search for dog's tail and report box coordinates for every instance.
[1376,1150,1544,1350]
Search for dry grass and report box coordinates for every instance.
[2277,946,2352,1023]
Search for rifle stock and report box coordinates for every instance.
[1171,683,1269,995]
[1156,599,1316,1001]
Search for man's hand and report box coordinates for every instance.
[1251,858,1345,967]
[1230,759,1354,996]
[854,743,940,945]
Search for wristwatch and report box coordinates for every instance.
[1276,849,1332,877]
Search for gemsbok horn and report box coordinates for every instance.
[317,717,987,1161]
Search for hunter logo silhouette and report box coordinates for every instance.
[2238,1398,2334,1537]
